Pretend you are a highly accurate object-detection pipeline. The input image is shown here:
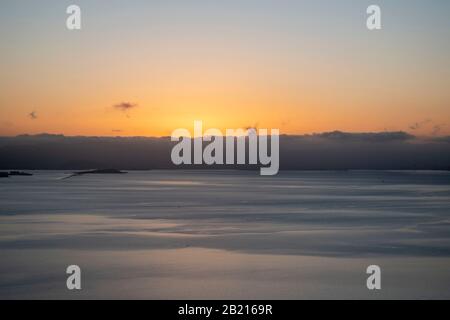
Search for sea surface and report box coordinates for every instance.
[0,170,449,299]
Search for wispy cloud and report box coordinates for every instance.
[409,119,431,130]
[408,119,447,136]
[28,111,37,120]
[112,102,138,118]
[432,124,446,136]
[244,122,259,132]
[113,102,138,111]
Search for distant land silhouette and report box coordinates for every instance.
[0,131,449,171]
[61,169,127,179]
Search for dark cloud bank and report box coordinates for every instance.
[0,131,449,170]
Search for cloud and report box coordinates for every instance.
[409,119,431,130]
[113,102,138,111]
[28,111,37,120]
[432,124,446,136]
[432,135,450,143]
[407,119,447,136]
[112,102,138,118]
[1,131,449,171]
[244,122,259,132]
[312,131,414,142]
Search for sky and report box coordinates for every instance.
[0,0,449,137]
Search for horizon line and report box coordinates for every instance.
[1,130,449,140]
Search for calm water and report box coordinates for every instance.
[0,170,449,299]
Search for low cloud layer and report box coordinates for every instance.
[312,131,414,142]
[408,119,447,136]
[0,131,449,170]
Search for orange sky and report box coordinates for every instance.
[1,1,449,137]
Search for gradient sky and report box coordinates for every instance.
[1,0,449,137]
